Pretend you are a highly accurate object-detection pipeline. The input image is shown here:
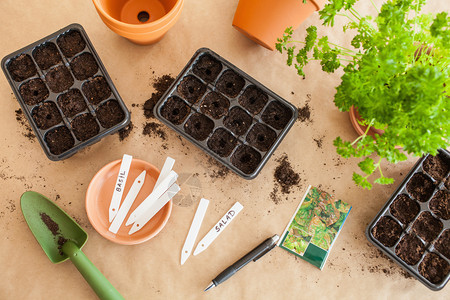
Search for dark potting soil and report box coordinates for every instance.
[406,173,435,202]
[274,155,300,194]
[446,176,450,190]
[395,234,425,265]
[297,102,312,123]
[231,144,261,174]
[200,92,230,119]
[82,76,111,105]
[261,101,293,130]
[207,128,237,157]
[19,78,49,105]
[184,113,214,141]
[144,75,175,118]
[118,121,133,141]
[7,54,37,82]
[177,75,206,104]
[371,216,402,247]
[57,30,86,58]
[423,154,449,182]
[45,126,75,155]
[32,102,63,130]
[57,89,87,118]
[223,107,252,136]
[418,252,450,284]
[95,100,125,128]
[238,85,268,115]
[246,123,277,152]
[434,230,450,260]
[143,122,167,140]
[216,69,245,98]
[70,52,98,80]
[15,108,35,141]
[411,212,443,243]
[45,65,74,93]
[33,42,62,70]
[71,113,99,141]
[40,212,60,235]
[192,53,223,83]
[429,190,449,220]
[160,96,190,125]
[389,194,420,225]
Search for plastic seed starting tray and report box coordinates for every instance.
[1,23,130,161]
[154,48,298,179]
[366,149,450,291]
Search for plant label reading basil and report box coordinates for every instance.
[109,154,132,222]
[193,202,243,256]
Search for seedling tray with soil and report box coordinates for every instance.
[1,24,130,160]
[154,48,298,179]
[366,149,450,291]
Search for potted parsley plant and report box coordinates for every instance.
[277,0,449,189]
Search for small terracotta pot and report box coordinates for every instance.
[92,0,184,45]
[232,0,325,50]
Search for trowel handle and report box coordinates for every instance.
[63,241,124,300]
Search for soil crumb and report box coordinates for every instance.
[206,157,230,179]
[40,212,59,236]
[271,154,301,204]
[118,121,134,141]
[314,136,324,148]
[143,122,167,140]
[297,94,312,123]
[144,75,175,118]
[15,108,35,141]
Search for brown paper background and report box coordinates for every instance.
[0,0,448,299]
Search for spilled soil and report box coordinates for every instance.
[144,75,175,118]
[118,121,134,141]
[271,154,301,204]
[143,122,167,140]
[297,94,312,124]
[15,108,35,141]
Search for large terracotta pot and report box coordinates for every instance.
[349,106,385,137]
[232,0,325,50]
[92,0,184,45]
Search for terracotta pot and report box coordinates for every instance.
[232,0,325,50]
[92,0,184,45]
[349,106,385,137]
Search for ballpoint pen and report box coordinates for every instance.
[204,234,279,291]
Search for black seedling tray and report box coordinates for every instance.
[1,23,130,161]
[154,48,298,179]
[366,149,450,291]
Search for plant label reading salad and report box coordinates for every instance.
[278,186,351,270]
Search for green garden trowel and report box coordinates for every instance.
[20,191,124,300]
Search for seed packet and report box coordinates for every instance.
[278,185,351,269]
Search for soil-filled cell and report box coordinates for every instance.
[57,30,86,58]
[71,113,99,141]
[45,126,75,155]
[423,154,449,182]
[418,252,450,284]
[411,211,443,243]
[200,92,230,119]
[261,101,293,130]
[216,70,245,98]
[96,100,125,128]
[177,75,206,104]
[32,102,63,130]
[239,85,268,115]
[57,89,87,118]
[429,190,449,220]
[82,76,111,105]
[371,216,402,247]
[19,78,49,105]
[207,128,238,157]
[389,194,420,225]
[160,96,190,125]
[406,173,435,202]
[231,145,261,175]
[223,107,252,136]
[7,54,37,82]
[184,113,214,141]
[446,176,450,190]
[192,54,222,83]
[45,65,74,93]
[395,234,426,265]
[434,230,450,260]
[33,43,62,70]
[70,52,98,81]
[246,123,277,152]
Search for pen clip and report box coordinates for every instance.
[252,243,276,262]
